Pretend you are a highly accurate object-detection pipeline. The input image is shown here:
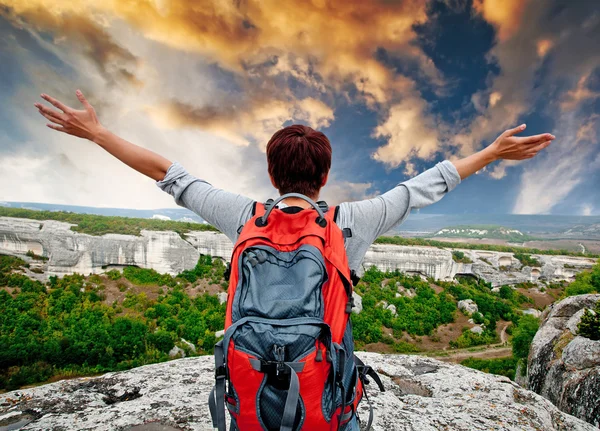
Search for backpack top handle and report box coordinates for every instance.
[256,193,327,228]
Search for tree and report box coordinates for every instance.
[512,315,539,360]
[577,302,600,341]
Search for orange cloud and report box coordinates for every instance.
[473,0,528,42]
[1,0,432,105]
[147,96,334,149]
[561,72,600,112]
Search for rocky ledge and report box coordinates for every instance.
[527,294,600,428]
[1,353,597,431]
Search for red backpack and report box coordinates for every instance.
[209,193,384,431]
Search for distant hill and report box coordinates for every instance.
[432,225,535,241]
[0,201,206,224]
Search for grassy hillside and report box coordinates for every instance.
[375,235,599,258]
[0,207,218,237]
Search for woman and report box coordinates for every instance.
[35,90,554,429]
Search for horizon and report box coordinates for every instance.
[1,1,599,215]
[4,200,600,219]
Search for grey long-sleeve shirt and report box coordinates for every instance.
[156,161,461,276]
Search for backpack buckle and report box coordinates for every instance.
[215,365,227,380]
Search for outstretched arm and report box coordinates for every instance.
[342,124,555,247]
[452,124,554,180]
[35,90,255,241]
[34,91,172,181]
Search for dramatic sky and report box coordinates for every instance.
[0,0,599,215]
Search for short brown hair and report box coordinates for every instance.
[266,125,332,198]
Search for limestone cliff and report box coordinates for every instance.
[1,353,597,431]
[0,216,595,286]
[527,294,600,428]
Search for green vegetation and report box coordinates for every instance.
[0,254,225,391]
[460,357,518,380]
[577,301,600,340]
[452,250,473,264]
[564,262,600,297]
[351,267,456,350]
[0,207,218,237]
[352,266,532,351]
[374,235,598,258]
[512,315,540,361]
[25,250,48,261]
[513,253,541,268]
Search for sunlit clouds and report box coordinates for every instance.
[0,0,598,213]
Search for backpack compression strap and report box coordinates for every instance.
[354,354,385,430]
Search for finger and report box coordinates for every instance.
[35,104,65,122]
[504,124,526,137]
[529,139,552,153]
[76,89,93,111]
[40,93,70,113]
[38,109,65,126]
[34,103,65,119]
[47,123,66,133]
[518,133,555,145]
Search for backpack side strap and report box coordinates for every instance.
[354,354,385,431]
[209,340,227,431]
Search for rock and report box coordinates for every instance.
[0,354,595,431]
[386,304,397,317]
[377,300,389,309]
[468,318,474,324]
[470,325,484,334]
[214,330,224,339]
[180,339,196,354]
[352,291,362,314]
[168,346,185,359]
[491,287,500,293]
[396,284,416,298]
[562,336,600,369]
[458,299,478,315]
[217,292,228,305]
[522,308,542,318]
[1,217,595,287]
[527,294,600,428]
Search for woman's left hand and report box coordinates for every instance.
[488,124,555,161]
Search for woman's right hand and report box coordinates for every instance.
[34,90,104,142]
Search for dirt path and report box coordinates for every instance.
[427,346,513,364]
[499,321,511,344]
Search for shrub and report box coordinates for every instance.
[577,302,600,340]
[512,315,540,359]
[461,357,517,380]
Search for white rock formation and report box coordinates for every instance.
[0,353,595,431]
[522,308,542,318]
[180,339,196,354]
[470,325,484,334]
[0,217,595,286]
[386,304,397,317]
[458,299,478,315]
[217,292,228,305]
[351,292,363,314]
[527,294,600,427]
[0,217,200,277]
[168,346,185,359]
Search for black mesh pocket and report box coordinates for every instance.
[258,381,305,431]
